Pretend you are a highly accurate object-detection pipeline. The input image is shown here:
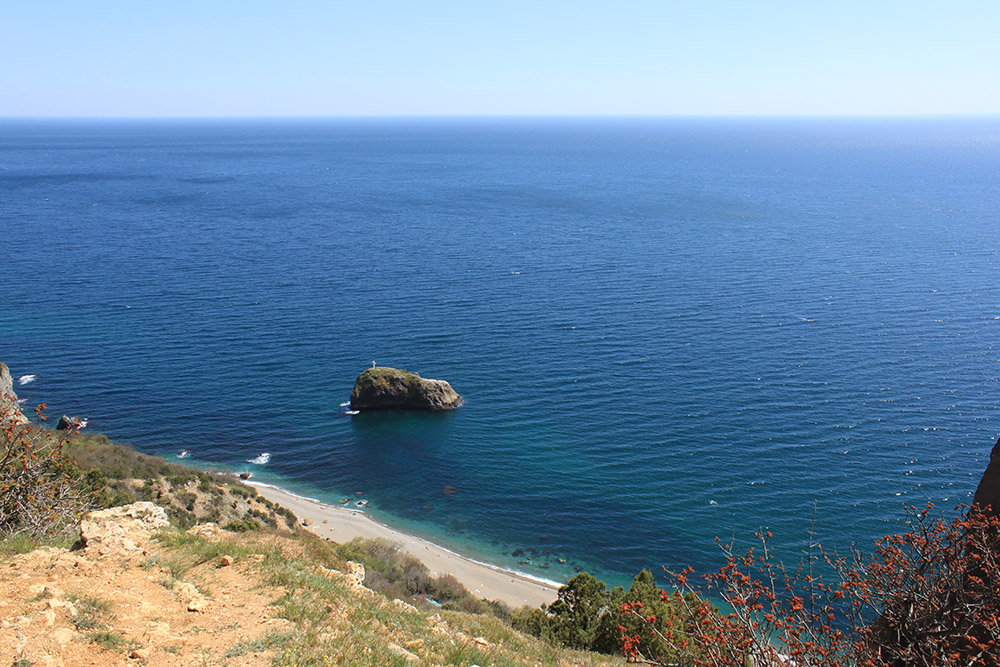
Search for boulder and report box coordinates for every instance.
[972,435,1000,515]
[349,367,462,412]
[345,560,366,588]
[51,627,77,645]
[186,523,223,540]
[79,502,170,554]
[0,362,28,424]
[56,415,80,431]
[387,642,419,662]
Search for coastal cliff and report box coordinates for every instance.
[350,366,463,412]
[973,435,1000,514]
[0,362,28,424]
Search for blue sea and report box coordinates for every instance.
[3,117,999,588]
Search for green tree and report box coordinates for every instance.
[513,568,708,662]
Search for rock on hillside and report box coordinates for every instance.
[0,362,28,424]
[79,502,170,555]
[350,366,463,412]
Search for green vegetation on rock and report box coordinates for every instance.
[350,366,463,412]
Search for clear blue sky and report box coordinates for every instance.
[3,0,998,117]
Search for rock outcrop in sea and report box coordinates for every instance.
[350,366,462,412]
[56,415,82,431]
[0,362,28,424]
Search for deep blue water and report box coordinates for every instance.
[3,117,999,587]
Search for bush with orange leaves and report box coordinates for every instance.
[0,403,95,538]
[619,505,1000,666]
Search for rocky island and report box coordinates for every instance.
[350,366,463,412]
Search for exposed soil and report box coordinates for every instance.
[0,532,289,666]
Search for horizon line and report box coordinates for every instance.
[1,112,999,122]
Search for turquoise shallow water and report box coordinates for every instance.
[3,117,999,588]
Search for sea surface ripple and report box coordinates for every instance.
[2,117,999,585]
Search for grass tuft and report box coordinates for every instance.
[85,630,134,652]
[67,593,114,632]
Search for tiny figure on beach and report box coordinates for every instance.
[372,360,376,369]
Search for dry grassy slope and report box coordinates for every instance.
[63,431,300,533]
[3,431,621,666]
[0,505,623,667]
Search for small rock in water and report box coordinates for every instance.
[56,415,82,430]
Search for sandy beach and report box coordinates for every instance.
[248,482,561,609]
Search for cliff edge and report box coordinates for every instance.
[973,435,1000,514]
[0,362,28,424]
[350,366,462,412]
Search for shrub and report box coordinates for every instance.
[229,484,254,499]
[512,569,705,660]
[0,406,97,538]
[175,491,197,511]
[332,537,503,614]
[618,504,1000,667]
[226,518,262,533]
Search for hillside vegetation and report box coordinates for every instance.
[0,412,624,666]
[5,395,1000,666]
[1,502,624,667]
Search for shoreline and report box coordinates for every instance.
[246,481,562,609]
